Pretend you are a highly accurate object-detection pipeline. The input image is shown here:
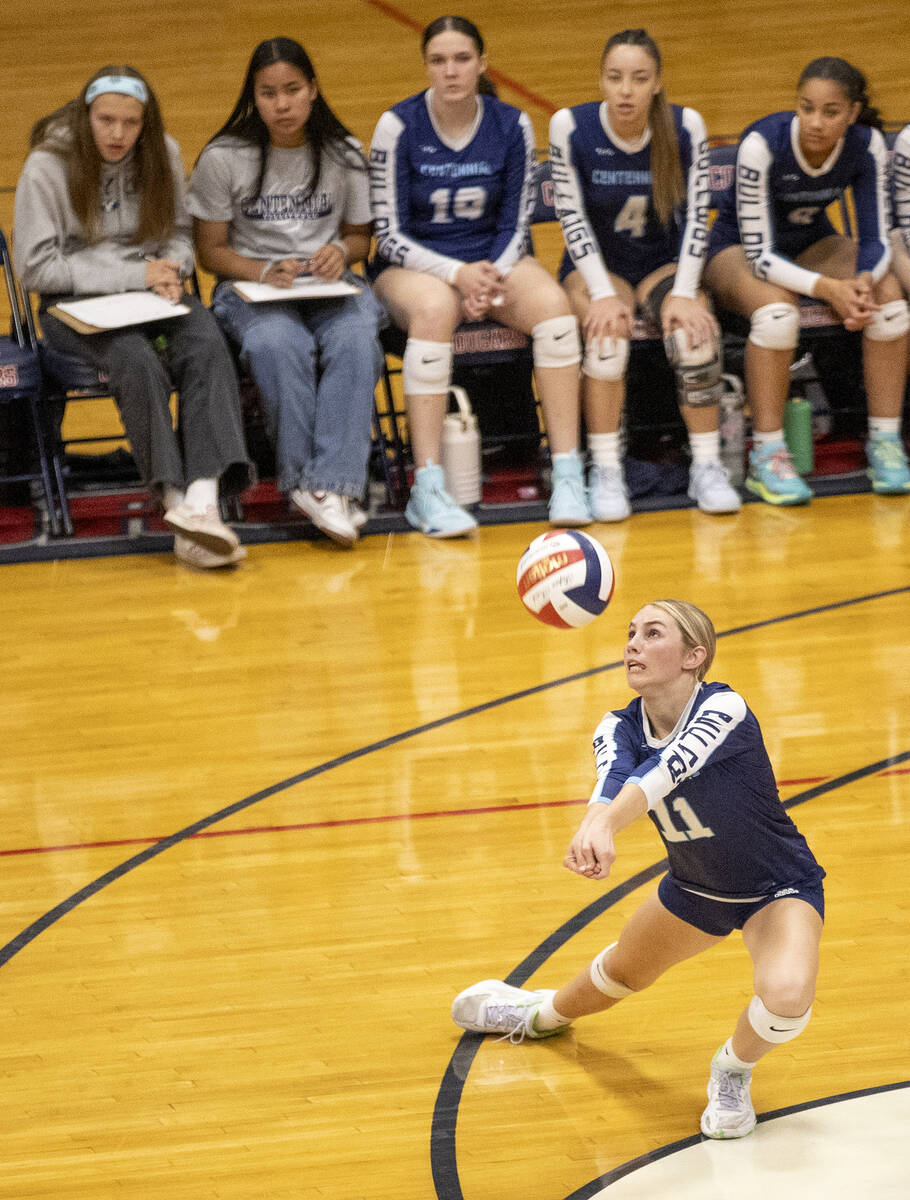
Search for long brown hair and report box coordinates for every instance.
[29,64,176,245]
[601,29,684,228]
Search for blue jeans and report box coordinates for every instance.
[214,278,384,496]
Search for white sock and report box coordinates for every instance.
[753,428,785,449]
[588,432,622,469]
[183,478,218,513]
[688,430,721,465]
[533,994,573,1032]
[163,484,184,511]
[868,417,900,437]
[551,449,580,466]
[717,1038,758,1073]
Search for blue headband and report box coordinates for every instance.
[85,75,149,106]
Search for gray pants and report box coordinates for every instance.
[41,294,252,497]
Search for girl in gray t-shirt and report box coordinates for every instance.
[188,37,384,549]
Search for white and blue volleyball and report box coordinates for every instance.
[516,530,615,629]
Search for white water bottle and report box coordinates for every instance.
[718,373,746,487]
[441,386,482,505]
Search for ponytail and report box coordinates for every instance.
[602,29,684,227]
[797,57,883,130]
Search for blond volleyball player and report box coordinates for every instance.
[453,599,825,1140]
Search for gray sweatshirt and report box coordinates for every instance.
[13,130,194,296]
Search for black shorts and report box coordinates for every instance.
[657,873,826,937]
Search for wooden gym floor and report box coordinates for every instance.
[1,3,909,1197]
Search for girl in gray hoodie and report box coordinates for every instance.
[14,65,252,568]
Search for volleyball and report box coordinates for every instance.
[516,530,615,629]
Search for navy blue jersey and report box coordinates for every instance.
[549,102,710,295]
[708,110,890,294]
[590,681,824,901]
[368,89,535,283]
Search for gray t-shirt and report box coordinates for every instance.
[186,136,371,261]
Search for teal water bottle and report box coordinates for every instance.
[784,397,813,475]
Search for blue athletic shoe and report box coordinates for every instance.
[549,451,592,526]
[745,441,813,506]
[405,461,478,538]
[866,433,910,494]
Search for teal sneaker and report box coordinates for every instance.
[745,441,813,506]
[405,461,477,537]
[549,451,592,526]
[451,979,564,1043]
[866,433,910,494]
[700,1047,756,1139]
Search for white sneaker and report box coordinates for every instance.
[174,535,247,570]
[451,979,562,1043]
[347,499,369,531]
[291,489,358,547]
[164,503,239,556]
[700,1049,757,1139]
[688,459,742,514]
[588,463,631,522]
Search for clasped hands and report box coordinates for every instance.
[455,260,505,321]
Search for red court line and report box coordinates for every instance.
[363,0,557,114]
[0,776,831,859]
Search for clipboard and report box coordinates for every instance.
[48,292,191,334]
[232,277,361,302]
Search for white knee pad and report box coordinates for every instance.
[532,315,581,369]
[664,328,724,406]
[402,338,453,395]
[583,337,629,381]
[863,299,910,341]
[748,302,800,351]
[589,942,634,1000]
[747,994,812,1044]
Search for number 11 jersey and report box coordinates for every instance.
[590,681,824,901]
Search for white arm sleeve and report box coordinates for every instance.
[491,110,536,277]
[672,108,711,298]
[548,107,615,300]
[894,125,910,253]
[736,131,822,296]
[369,109,463,285]
[631,691,749,810]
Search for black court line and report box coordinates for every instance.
[560,1079,910,1197]
[429,746,910,1200]
[1,585,907,974]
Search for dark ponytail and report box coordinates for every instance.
[601,29,683,228]
[797,57,882,130]
[421,15,498,98]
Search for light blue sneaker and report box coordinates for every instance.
[745,441,812,506]
[549,451,592,526]
[405,461,478,538]
[866,433,910,494]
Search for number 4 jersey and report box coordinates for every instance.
[590,681,824,901]
[548,101,711,297]
[368,89,536,283]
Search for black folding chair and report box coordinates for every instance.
[0,227,67,536]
